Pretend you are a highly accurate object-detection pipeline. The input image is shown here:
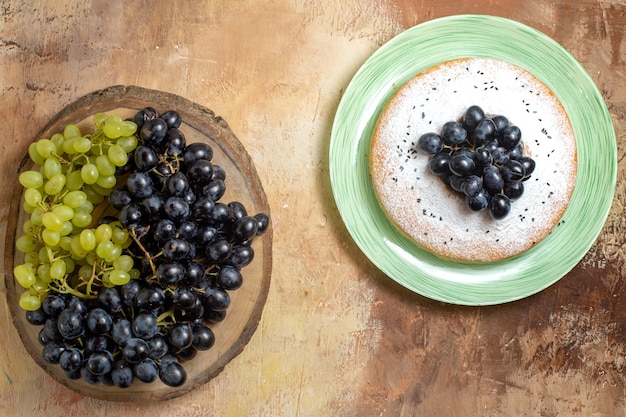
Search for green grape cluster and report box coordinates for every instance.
[14,114,140,311]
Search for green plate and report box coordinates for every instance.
[329,15,616,305]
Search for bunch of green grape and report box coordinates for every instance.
[13,114,141,311]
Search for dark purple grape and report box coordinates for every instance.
[462,105,485,131]
[428,152,451,177]
[254,213,270,235]
[86,308,113,336]
[85,335,109,353]
[489,194,511,219]
[126,172,154,198]
[98,288,123,314]
[87,350,114,375]
[193,196,216,219]
[122,338,151,363]
[59,347,83,372]
[203,286,230,311]
[42,294,66,317]
[417,132,444,154]
[42,341,68,364]
[183,142,213,166]
[164,196,191,222]
[133,107,158,130]
[148,335,169,359]
[112,318,133,345]
[168,323,193,350]
[504,181,525,200]
[491,147,510,165]
[500,125,522,149]
[211,165,226,181]
[216,266,243,290]
[111,360,134,388]
[134,145,158,171]
[228,201,247,220]
[43,317,62,341]
[157,262,186,285]
[182,261,206,286]
[152,218,177,243]
[134,358,159,382]
[519,156,536,179]
[162,128,186,156]
[135,287,165,311]
[460,175,482,197]
[469,118,496,146]
[204,309,227,323]
[206,239,232,263]
[192,325,215,351]
[186,159,214,185]
[500,160,525,182]
[440,121,467,146]
[491,115,509,133]
[465,190,489,212]
[177,221,198,240]
[173,287,198,310]
[109,188,133,210]
[201,179,226,201]
[483,165,504,194]
[162,238,195,261]
[166,172,190,197]
[228,245,254,268]
[449,154,476,177]
[140,118,168,146]
[159,360,187,387]
[119,203,145,229]
[132,312,158,339]
[232,216,258,242]
[160,110,182,129]
[121,280,144,306]
[25,308,47,326]
[57,309,85,340]
[141,194,164,221]
[473,147,492,168]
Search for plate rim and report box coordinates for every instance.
[329,14,617,305]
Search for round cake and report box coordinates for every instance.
[369,58,577,263]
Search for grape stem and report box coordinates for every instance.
[128,227,159,280]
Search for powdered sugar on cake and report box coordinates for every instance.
[370,58,577,262]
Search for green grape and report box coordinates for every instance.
[24,188,43,207]
[30,280,49,295]
[24,251,39,266]
[63,190,87,208]
[75,200,94,213]
[19,291,41,311]
[50,133,65,151]
[52,205,74,221]
[38,247,51,263]
[42,212,63,231]
[107,144,128,166]
[64,257,76,275]
[37,264,52,283]
[35,139,57,158]
[80,163,99,184]
[73,136,92,153]
[59,236,72,251]
[70,236,89,259]
[66,170,84,191]
[58,221,74,236]
[19,170,44,189]
[28,142,46,165]
[14,264,36,288]
[30,207,43,225]
[63,124,81,139]
[128,268,141,280]
[43,157,62,179]
[22,220,36,236]
[83,186,104,204]
[22,202,35,214]
[93,113,108,127]
[79,229,97,251]
[96,240,115,260]
[90,182,114,196]
[113,254,134,272]
[120,120,138,136]
[77,264,92,280]
[108,269,131,286]
[116,134,138,152]
[95,155,116,177]
[41,228,61,247]
[49,259,67,280]
[62,137,78,154]
[95,224,113,242]
[103,115,123,139]
[72,211,92,228]
[15,235,38,252]
[44,173,66,195]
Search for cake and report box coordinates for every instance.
[369,58,577,263]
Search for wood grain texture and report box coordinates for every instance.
[0,0,625,416]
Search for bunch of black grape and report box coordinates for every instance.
[417,105,536,219]
[28,107,269,388]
